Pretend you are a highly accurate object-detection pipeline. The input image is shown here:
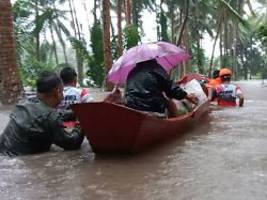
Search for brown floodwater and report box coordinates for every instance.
[1,80,267,200]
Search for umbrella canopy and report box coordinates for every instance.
[107,41,190,86]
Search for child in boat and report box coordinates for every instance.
[58,66,93,110]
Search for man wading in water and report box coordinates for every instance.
[0,71,84,156]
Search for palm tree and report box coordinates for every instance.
[117,0,123,56]
[0,0,22,104]
[131,0,156,29]
[176,0,189,46]
[208,0,248,77]
[124,0,132,25]
[102,0,113,90]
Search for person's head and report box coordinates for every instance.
[36,71,63,107]
[60,67,77,86]
[219,68,232,82]
[212,69,220,79]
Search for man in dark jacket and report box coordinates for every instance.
[125,59,197,115]
[0,71,84,156]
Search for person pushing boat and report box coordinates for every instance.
[0,71,84,156]
[215,68,244,107]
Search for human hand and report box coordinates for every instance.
[185,94,199,105]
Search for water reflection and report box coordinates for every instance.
[1,80,267,199]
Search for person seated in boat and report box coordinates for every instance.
[58,66,93,110]
[0,71,84,156]
[124,59,198,117]
[215,68,244,107]
[103,85,124,105]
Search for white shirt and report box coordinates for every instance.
[58,86,93,109]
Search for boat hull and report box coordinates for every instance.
[71,101,209,153]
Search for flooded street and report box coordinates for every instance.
[1,80,267,200]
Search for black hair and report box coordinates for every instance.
[60,67,77,85]
[36,71,62,93]
[128,59,164,79]
[221,74,231,82]
[212,70,220,79]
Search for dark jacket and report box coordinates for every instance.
[0,97,84,156]
[125,60,187,113]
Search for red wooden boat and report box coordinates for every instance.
[71,101,209,153]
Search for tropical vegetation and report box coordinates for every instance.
[0,0,266,103]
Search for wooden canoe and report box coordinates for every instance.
[71,101,209,153]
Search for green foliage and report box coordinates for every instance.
[12,0,73,86]
[69,37,90,61]
[19,40,55,86]
[12,0,32,19]
[111,35,119,60]
[236,32,265,79]
[123,24,140,49]
[190,43,207,73]
[11,0,267,86]
[258,25,267,44]
[159,11,169,41]
[87,21,105,87]
[221,54,233,68]
[132,0,156,29]
[20,58,55,87]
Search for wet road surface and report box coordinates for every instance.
[1,81,267,200]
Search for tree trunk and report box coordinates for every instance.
[233,24,238,80]
[53,2,68,64]
[183,25,190,73]
[156,2,160,41]
[102,0,113,90]
[68,0,77,36]
[131,0,140,27]
[82,0,90,27]
[223,19,228,66]
[93,0,98,23]
[71,0,81,40]
[124,0,132,25]
[49,23,59,67]
[57,27,68,64]
[209,18,222,78]
[35,0,40,61]
[117,0,123,57]
[170,1,174,43]
[0,0,22,104]
[71,0,84,86]
[176,0,189,46]
[220,30,223,67]
[197,37,204,74]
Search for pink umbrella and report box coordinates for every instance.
[107,41,191,86]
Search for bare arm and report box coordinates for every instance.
[238,94,244,107]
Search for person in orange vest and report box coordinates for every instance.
[209,69,221,87]
[206,69,222,101]
[215,68,244,107]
